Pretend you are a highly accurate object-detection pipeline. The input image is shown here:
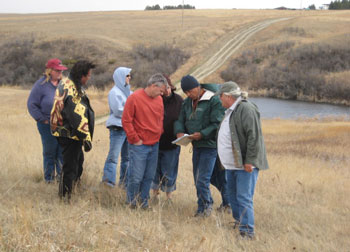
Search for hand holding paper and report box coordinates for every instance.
[172,134,192,146]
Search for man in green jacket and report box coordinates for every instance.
[174,75,225,217]
[216,81,269,239]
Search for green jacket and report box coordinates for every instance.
[174,84,225,148]
[228,99,269,170]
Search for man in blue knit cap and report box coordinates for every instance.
[174,75,225,217]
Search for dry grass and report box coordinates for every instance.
[1,9,350,251]
[1,87,349,251]
[0,10,301,49]
[2,9,350,85]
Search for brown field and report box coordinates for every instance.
[0,84,349,251]
[1,9,350,251]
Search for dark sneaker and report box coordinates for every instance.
[203,207,212,217]
[150,196,159,205]
[194,207,212,217]
[141,205,153,211]
[232,221,240,229]
[129,204,137,210]
[194,211,204,217]
[63,194,71,204]
[217,204,232,214]
[239,231,254,240]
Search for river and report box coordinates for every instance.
[249,97,350,119]
[96,97,349,125]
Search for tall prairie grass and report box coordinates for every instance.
[0,87,349,251]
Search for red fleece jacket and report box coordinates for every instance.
[122,89,164,145]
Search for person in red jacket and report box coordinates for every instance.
[122,73,168,209]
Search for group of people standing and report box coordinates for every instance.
[27,58,268,239]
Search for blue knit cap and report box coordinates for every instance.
[181,75,199,92]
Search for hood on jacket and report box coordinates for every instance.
[200,83,220,93]
[113,67,132,97]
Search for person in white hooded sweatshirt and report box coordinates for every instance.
[102,67,132,188]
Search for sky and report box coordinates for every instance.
[0,0,331,14]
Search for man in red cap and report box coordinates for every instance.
[46,58,68,71]
[27,58,68,183]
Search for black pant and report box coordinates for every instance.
[58,137,84,197]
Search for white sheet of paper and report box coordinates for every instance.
[171,134,192,146]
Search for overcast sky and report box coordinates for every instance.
[0,0,330,13]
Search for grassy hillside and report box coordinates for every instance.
[220,11,350,105]
[0,87,349,251]
[1,10,350,93]
[0,10,297,88]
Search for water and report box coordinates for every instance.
[249,97,350,119]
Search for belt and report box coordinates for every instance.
[108,126,123,131]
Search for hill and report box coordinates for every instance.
[1,10,349,105]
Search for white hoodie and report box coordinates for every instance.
[106,67,132,128]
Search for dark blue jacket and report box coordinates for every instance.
[27,76,58,123]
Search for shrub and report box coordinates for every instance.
[287,43,350,73]
[0,36,116,88]
[324,76,350,101]
[282,27,306,36]
[221,40,350,103]
[108,59,117,65]
[129,44,190,87]
[0,35,189,90]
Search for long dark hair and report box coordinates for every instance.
[69,60,96,96]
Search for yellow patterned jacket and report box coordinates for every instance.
[50,77,94,149]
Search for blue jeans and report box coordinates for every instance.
[37,122,62,182]
[192,147,217,213]
[102,128,129,187]
[151,146,180,193]
[210,157,230,206]
[127,143,159,207]
[226,168,259,235]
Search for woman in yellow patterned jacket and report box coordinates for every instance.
[50,60,95,201]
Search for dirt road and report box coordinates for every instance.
[190,18,290,82]
[96,18,290,125]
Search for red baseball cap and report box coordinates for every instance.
[45,58,68,71]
